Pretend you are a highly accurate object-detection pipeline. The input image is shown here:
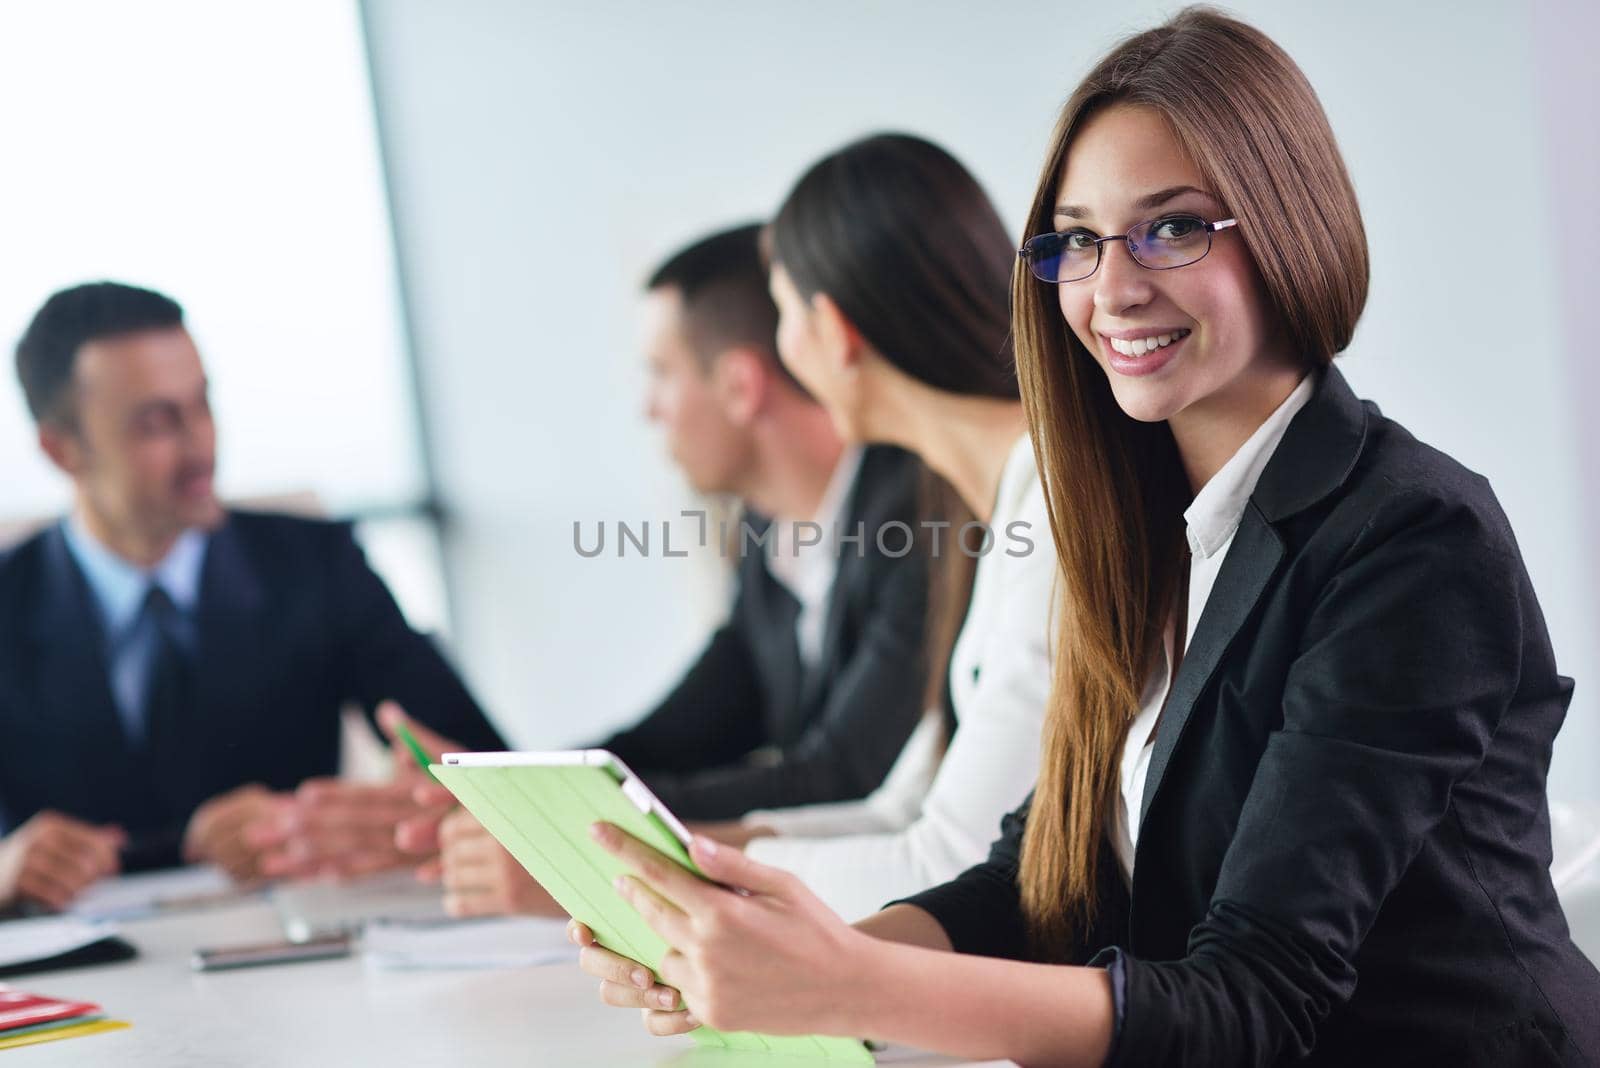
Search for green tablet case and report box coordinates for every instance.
[432,757,873,1063]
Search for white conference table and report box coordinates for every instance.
[14,893,1008,1067]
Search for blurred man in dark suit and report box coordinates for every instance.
[597,224,929,818]
[0,281,504,911]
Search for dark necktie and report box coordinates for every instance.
[140,584,194,761]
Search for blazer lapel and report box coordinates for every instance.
[798,449,881,714]
[1137,365,1371,829]
[799,549,854,714]
[757,560,806,741]
[733,510,805,741]
[30,528,127,749]
[1138,510,1283,826]
[192,517,268,744]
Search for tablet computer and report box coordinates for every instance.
[432,750,873,1062]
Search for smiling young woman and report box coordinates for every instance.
[572,8,1600,1065]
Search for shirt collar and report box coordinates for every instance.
[811,445,865,534]
[1184,373,1316,560]
[62,513,209,638]
[765,445,864,598]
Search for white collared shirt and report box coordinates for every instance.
[1111,373,1316,883]
[763,445,864,672]
[61,513,209,746]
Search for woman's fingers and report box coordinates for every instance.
[642,1008,700,1036]
[590,823,713,912]
[578,942,655,989]
[614,874,694,948]
[578,942,682,1010]
[569,918,700,1032]
[600,980,681,1010]
[688,833,796,896]
[655,948,695,996]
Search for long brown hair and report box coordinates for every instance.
[1014,7,1370,952]
[770,133,1018,719]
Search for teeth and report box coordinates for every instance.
[1108,328,1189,356]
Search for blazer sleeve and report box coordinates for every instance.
[893,796,1132,965]
[325,524,505,752]
[633,541,928,821]
[891,798,1036,961]
[599,619,767,775]
[1100,484,1539,1067]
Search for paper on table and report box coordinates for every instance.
[0,917,120,971]
[272,869,448,942]
[362,916,579,970]
[70,865,243,922]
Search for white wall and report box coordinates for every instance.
[0,0,427,520]
[361,0,1599,798]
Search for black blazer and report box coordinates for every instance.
[903,367,1599,1066]
[603,445,929,821]
[0,511,504,868]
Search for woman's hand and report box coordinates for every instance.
[569,919,699,1036]
[586,821,871,1037]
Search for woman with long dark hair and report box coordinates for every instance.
[400,138,1053,923]
[682,132,1060,922]
[572,9,1599,1064]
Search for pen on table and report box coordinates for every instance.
[391,719,441,784]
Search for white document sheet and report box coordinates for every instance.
[362,915,578,970]
[272,869,449,942]
[70,865,243,922]
[0,916,120,970]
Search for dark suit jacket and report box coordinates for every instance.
[603,445,929,821]
[903,367,1599,1066]
[0,511,504,868]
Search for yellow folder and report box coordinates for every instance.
[0,1017,130,1050]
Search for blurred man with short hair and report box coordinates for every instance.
[0,281,504,911]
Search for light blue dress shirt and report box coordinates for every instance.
[61,515,208,747]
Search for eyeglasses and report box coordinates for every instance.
[1019,214,1239,284]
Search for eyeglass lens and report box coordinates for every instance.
[1026,215,1213,283]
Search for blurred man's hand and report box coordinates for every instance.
[377,700,456,780]
[434,808,564,918]
[0,810,126,911]
[246,701,468,880]
[182,783,292,882]
[250,778,429,880]
[396,779,456,882]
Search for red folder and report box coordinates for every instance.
[0,985,99,1032]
